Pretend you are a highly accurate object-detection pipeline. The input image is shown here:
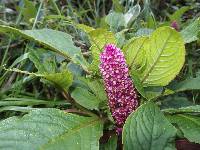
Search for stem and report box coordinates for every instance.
[49,0,61,15]
[0,6,22,72]
[32,0,44,29]
[1,39,12,67]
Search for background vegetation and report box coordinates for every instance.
[0,0,200,149]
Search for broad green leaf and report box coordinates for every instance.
[124,26,185,86]
[0,109,103,150]
[181,18,200,43]
[169,6,191,22]
[0,25,88,70]
[163,105,200,114]
[168,114,200,144]
[123,102,177,150]
[105,12,125,32]
[71,87,101,110]
[88,29,116,74]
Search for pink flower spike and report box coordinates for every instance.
[99,44,138,134]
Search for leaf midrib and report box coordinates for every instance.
[141,32,173,83]
[39,116,102,149]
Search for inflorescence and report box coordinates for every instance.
[99,44,138,134]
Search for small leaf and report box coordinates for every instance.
[105,12,125,32]
[21,0,37,22]
[112,0,124,12]
[124,4,141,27]
[168,114,200,144]
[135,28,153,37]
[88,29,116,74]
[144,86,163,100]
[130,70,146,99]
[160,96,193,109]
[44,70,73,91]
[28,49,56,73]
[123,102,177,150]
[4,67,73,91]
[181,18,200,43]
[77,24,95,33]
[0,109,103,150]
[71,87,101,110]
[168,76,200,92]
[169,6,191,22]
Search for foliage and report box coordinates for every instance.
[0,0,200,149]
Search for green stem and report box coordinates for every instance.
[49,0,61,15]
[32,0,44,29]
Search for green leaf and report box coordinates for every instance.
[105,12,125,32]
[0,109,103,150]
[144,86,163,100]
[76,24,94,33]
[124,26,185,86]
[0,97,68,107]
[88,29,116,74]
[112,0,124,12]
[21,0,37,22]
[163,105,200,114]
[28,49,57,73]
[160,96,193,109]
[84,79,107,102]
[135,28,153,37]
[0,25,88,70]
[44,70,73,91]
[130,70,146,99]
[169,76,200,92]
[4,67,73,91]
[123,36,148,70]
[168,114,200,144]
[124,4,141,27]
[169,6,191,22]
[71,87,101,110]
[181,18,200,43]
[123,102,177,150]
[0,106,37,113]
